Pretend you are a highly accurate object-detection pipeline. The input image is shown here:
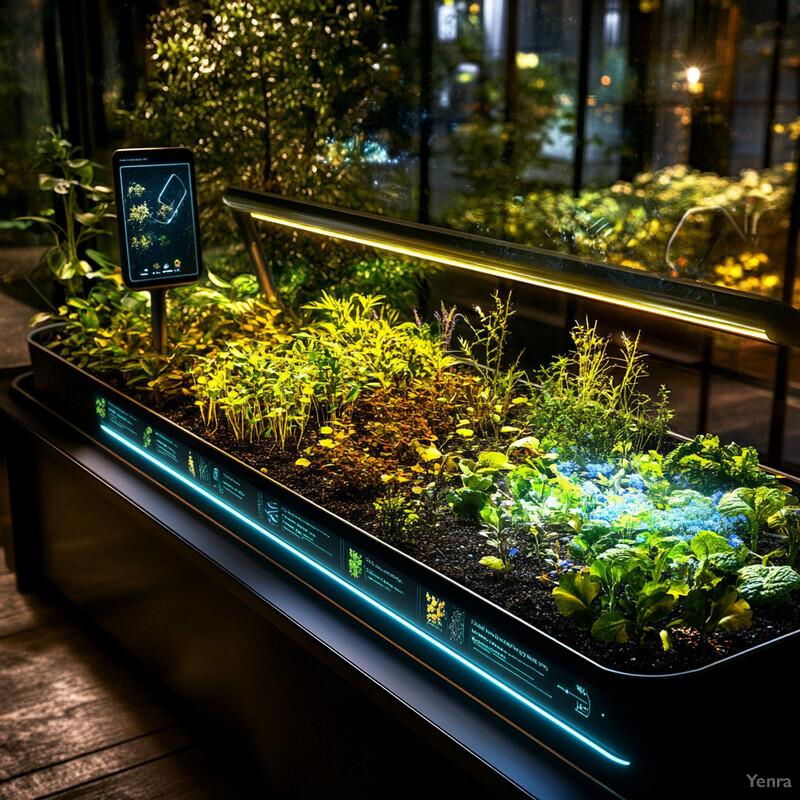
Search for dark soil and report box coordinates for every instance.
[157,395,800,676]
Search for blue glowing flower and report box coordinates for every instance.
[586,462,615,480]
[627,473,646,492]
[558,461,579,477]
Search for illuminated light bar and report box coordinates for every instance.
[223,188,800,347]
[101,422,631,768]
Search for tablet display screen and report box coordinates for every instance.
[113,147,203,288]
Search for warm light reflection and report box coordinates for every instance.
[686,66,703,94]
[516,52,540,69]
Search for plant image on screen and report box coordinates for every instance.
[118,162,199,283]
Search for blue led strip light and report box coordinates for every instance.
[101,423,630,767]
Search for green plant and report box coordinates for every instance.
[664,435,779,492]
[277,251,432,312]
[194,339,320,445]
[552,523,754,650]
[737,565,800,606]
[44,264,292,407]
[444,162,795,298]
[126,0,394,248]
[671,582,752,645]
[194,292,469,460]
[717,485,787,552]
[19,127,115,297]
[526,321,672,462]
[478,504,522,576]
[768,505,800,567]
[591,581,682,646]
[40,270,800,658]
[457,292,527,435]
[122,0,438,310]
[552,571,601,631]
[302,292,459,388]
[447,54,572,203]
[374,490,419,544]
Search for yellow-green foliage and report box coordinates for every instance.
[192,292,461,447]
[447,162,795,297]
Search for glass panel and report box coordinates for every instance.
[75,1,794,309]
[0,0,49,225]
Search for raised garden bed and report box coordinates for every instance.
[26,303,800,797]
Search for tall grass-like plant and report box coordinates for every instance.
[527,321,672,461]
[193,293,464,448]
[301,292,459,389]
[457,292,527,435]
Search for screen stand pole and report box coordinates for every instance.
[150,288,167,354]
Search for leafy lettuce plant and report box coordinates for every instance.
[717,485,788,553]
[459,435,794,649]
[591,580,683,647]
[663,434,779,492]
[768,504,800,566]
[552,526,754,650]
[671,582,752,645]
[737,565,800,606]
[447,437,564,572]
[552,571,601,631]
[584,534,689,645]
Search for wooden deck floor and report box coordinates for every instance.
[0,547,267,800]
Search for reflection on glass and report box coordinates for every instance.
[405,1,800,303]
[108,1,800,303]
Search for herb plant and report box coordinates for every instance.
[525,321,672,463]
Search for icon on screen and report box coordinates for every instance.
[153,174,187,224]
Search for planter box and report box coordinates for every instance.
[25,324,800,797]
